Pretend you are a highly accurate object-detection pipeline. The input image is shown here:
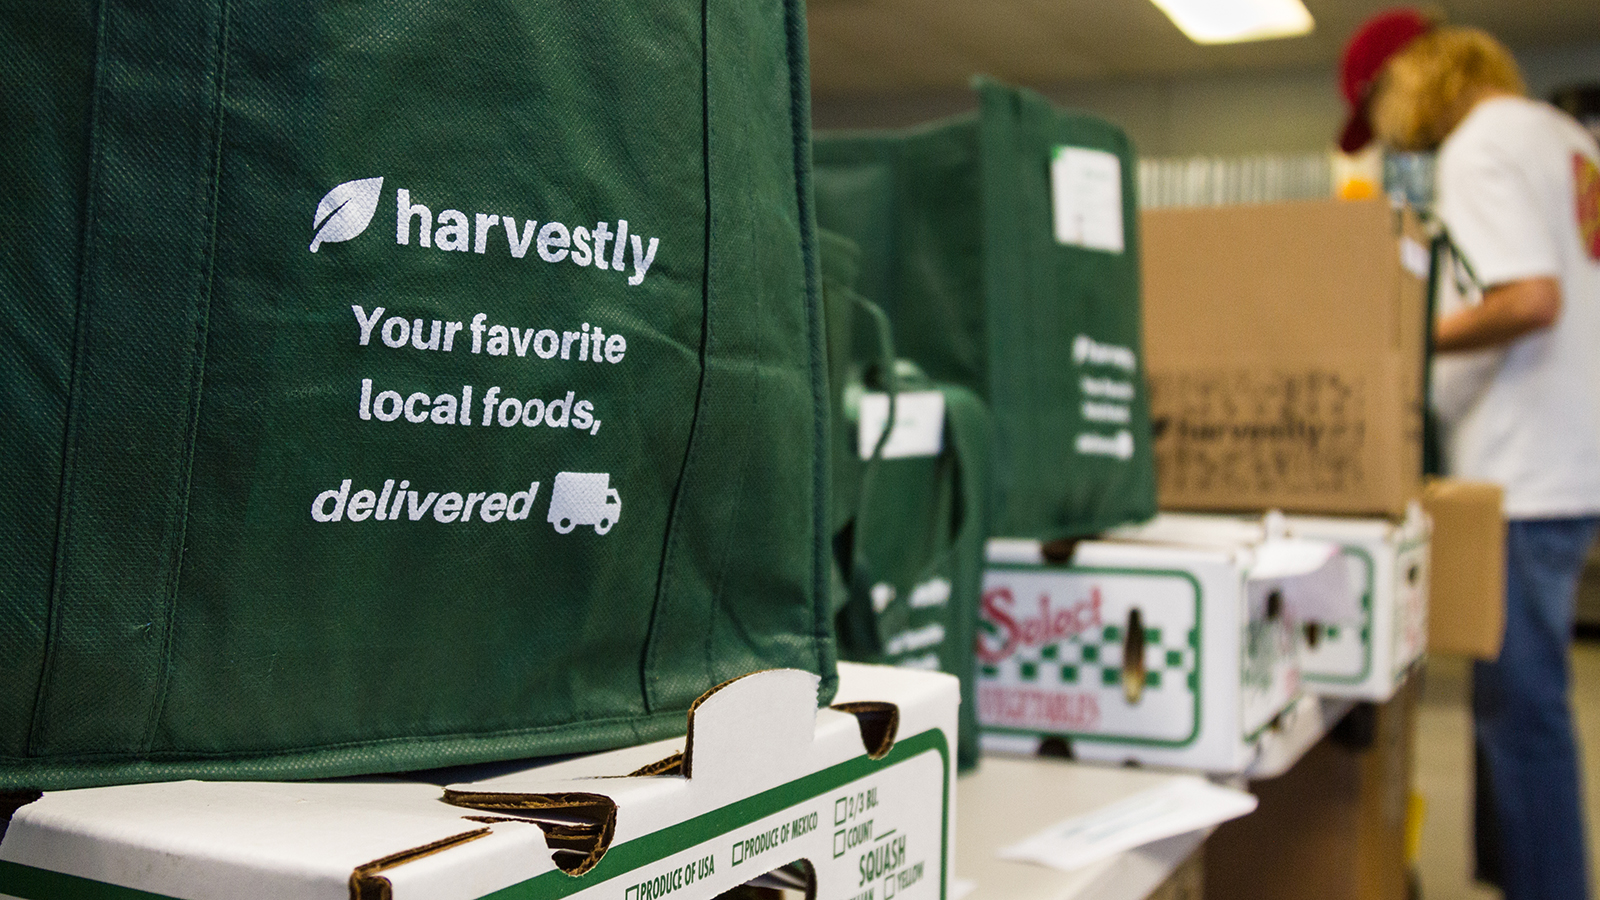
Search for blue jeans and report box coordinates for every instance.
[1474,516,1600,900]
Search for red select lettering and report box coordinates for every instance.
[977,586,1104,664]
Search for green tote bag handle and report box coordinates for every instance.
[838,375,992,771]
[842,368,988,657]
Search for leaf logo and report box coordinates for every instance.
[309,177,384,253]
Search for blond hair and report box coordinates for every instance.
[1369,26,1526,151]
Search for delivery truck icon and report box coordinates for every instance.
[547,472,621,535]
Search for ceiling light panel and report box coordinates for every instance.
[1149,0,1314,44]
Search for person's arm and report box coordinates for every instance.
[1434,276,1561,353]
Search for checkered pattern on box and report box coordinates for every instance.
[980,624,1200,692]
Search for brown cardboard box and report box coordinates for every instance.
[1204,677,1418,900]
[1421,479,1506,658]
[1142,199,1429,517]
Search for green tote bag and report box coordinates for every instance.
[819,232,991,770]
[1,0,832,790]
[813,78,1155,540]
[835,369,992,771]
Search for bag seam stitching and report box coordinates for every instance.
[703,5,768,685]
[640,0,717,714]
[142,0,230,757]
[786,0,835,694]
[27,0,117,758]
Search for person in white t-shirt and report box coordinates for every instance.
[1341,9,1600,899]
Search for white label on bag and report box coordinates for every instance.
[1051,147,1124,254]
[858,391,945,460]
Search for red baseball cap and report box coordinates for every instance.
[1338,8,1435,153]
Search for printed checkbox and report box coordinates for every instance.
[884,874,897,899]
[626,888,639,900]
[835,797,848,825]
[833,829,847,858]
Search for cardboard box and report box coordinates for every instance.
[1142,198,1429,517]
[1286,508,1430,702]
[1420,479,1506,659]
[0,663,957,900]
[1150,508,1431,702]
[977,516,1349,774]
[1248,694,1357,781]
[1204,674,1418,900]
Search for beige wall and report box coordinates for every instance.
[811,42,1600,157]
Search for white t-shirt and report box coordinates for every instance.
[1431,96,1600,519]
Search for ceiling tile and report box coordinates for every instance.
[807,0,1600,97]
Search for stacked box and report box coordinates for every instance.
[977,516,1348,774]
[1421,479,1505,658]
[1141,199,1429,518]
[1151,510,1432,703]
[1285,509,1431,702]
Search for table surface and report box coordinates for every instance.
[952,691,1367,900]
[953,756,1208,900]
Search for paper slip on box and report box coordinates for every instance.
[1283,509,1430,702]
[978,515,1351,773]
[0,663,957,900]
